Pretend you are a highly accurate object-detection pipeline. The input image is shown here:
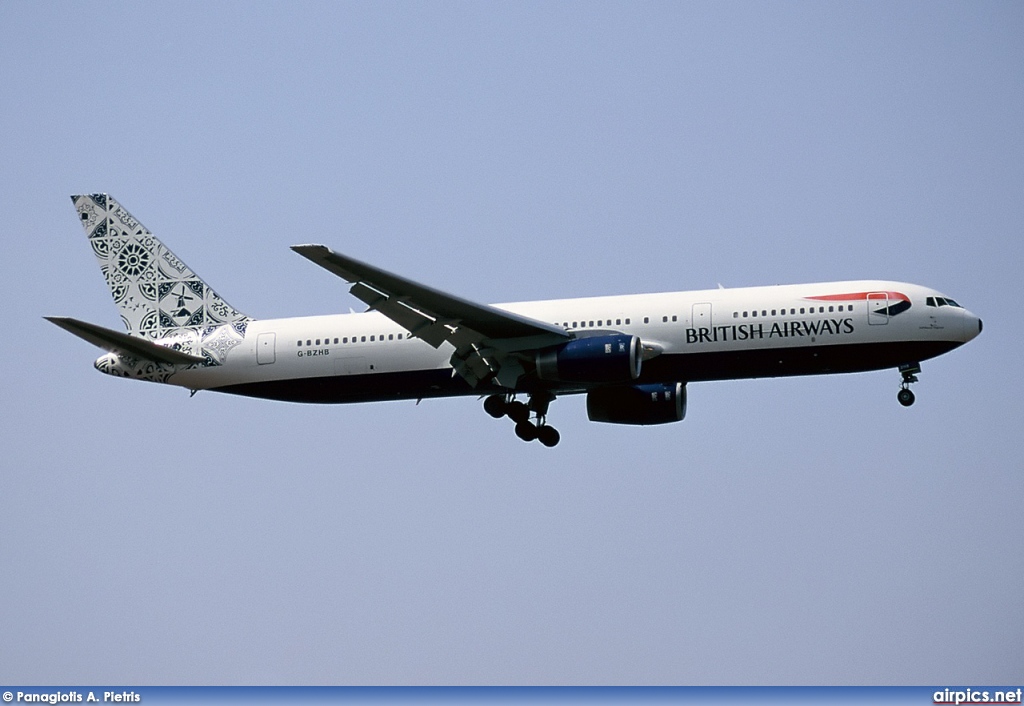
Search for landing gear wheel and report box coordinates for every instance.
[507,401,531,424]
[483,395,507,418]
[896,363,921,408]
[537,425,561,448]
[515,421,538,442]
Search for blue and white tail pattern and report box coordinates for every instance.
[72,194,251,368]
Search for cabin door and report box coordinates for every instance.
[257,332,276,364]
[692,302,712,328]
[867,292,889,325]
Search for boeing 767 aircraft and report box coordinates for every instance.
[48,194,982,447]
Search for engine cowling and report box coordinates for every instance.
[586,382,687,425]
[536,334,641,383]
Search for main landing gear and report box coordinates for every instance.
[483,392,561,447]
[897,362,921,407]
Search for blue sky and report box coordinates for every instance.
[1,1,1021,684]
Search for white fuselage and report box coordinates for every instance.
[158,280,980,403]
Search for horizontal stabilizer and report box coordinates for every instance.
[45,316,207,366]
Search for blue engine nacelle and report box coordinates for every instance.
[586,382,687,425]
[535,334,642,383]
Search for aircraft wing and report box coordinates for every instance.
[291,244,571,388]
[45,316,207,366]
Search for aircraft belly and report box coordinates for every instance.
[209,366,474,404]
[642,338,963,383]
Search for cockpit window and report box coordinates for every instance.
[945,298,960,307]
[927,296,963,308]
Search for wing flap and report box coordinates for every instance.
[349,281,454,348]
[45,316,207,366]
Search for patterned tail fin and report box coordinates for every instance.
[71,194,250,339]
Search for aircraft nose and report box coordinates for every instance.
[963,311,983,342]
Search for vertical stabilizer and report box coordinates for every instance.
[70,194,251,375]
[72,194,250,338]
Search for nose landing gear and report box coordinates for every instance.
[897,362,921,407]
[484,392,561,447]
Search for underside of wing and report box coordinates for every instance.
[291,244,571,388]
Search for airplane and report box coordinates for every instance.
[48,194,982,447]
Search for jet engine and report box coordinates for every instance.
[535,334,641,383]
[586,382,686,425]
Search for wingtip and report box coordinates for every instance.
[290,243,329,255]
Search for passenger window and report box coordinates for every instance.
[306,340,311,346]
[616,319,621,325]
[589,321,594,327]
[644,317,649,324]
[672,315,677,322]
[398,334,403,339]
[297,340,302,346]
[799,308,805,314]
[625,318,630,325]
[771,309,776,316]
[828,306,834,313]
[361,336,366,342]
[343,337,348,344]
[752,311,757,317]
[733,312,738,318]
